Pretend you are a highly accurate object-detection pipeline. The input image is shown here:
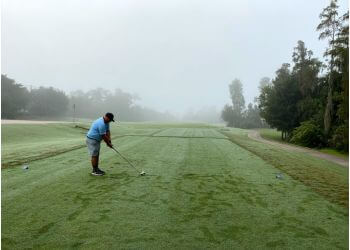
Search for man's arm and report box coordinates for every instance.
[106,130,112,145]
[99,123,112,147]
[106,130,111,141]
[102,134,113,148]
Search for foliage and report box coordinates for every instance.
[1,75,176,122]
[334,11,349,132]
[258,63,301,139]
[258,77,271,91]
[28,87,69,117]
[317,0,343,135]
[69,88,176,122]
[290,121,324,148]
[317,0,341,57]
[256,1,348,150]
[241,103,264,129]
[1,75,30,118]
[330,124,349,151]
[222,79,265,129]
[221,104,234,127]
[222,79,246,127]
[229,79,245,115]
[292,40,322,98]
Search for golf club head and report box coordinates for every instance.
[140,171,146,176]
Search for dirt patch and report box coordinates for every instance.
[248,130,348,167]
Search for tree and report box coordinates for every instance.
[331,11,349,150]
[242,103,264,129]
[255,1,348,150]
[334,11,349,123]
[69,88,175,122]
[228,79,245,127]
[229,79,245,113]
[1,75,30,118]
[291,41,323,123]
[106,89,134,121]
[292,40,322,97]
[221,104,234,127]
[258,64,301,140]
[317,0,341,135]
[258,77,271,91]
[28,87,69,117]
[222,78,265,128]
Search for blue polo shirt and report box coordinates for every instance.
[87,117,110,142]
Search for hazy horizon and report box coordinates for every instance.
[2,0,348,115]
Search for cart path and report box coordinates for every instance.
[248,130,348,167]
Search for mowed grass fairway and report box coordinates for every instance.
[2,123,348,249]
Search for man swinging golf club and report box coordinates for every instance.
[86,112,115,176]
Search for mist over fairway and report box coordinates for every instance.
[2,0,348,114]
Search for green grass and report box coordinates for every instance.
[259,128,349,158]
[221,128,349,207]
[1,124,87,168]
[319,148,349,159]
[2,123,348,249]
[259,128,285,143]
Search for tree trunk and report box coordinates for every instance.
[324,21,336,136]
[324,73,333,136]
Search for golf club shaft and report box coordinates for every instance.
[112,147,140,173]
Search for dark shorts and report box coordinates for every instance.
[86,137,101,156]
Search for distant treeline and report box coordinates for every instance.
[1,75,175,122]
[221,78,267,129]
[222,1,349,151]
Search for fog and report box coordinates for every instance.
[2,0,348,118]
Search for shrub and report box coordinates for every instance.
[330,124,349,152]
[290,121,324,148]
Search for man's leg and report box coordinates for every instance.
[87,139,104,175]
[91,154,105,175]
[91,155,99,169]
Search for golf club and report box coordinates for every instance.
[111,147,146,176]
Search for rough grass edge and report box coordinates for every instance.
[220,130,349,209]
[1,145,86,169]
[259,129,349,158]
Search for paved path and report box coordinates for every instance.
[248,130,348,167]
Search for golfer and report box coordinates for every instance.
[86,113,115,176]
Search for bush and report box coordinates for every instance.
[330,124,349,152]
[290,121,324,148]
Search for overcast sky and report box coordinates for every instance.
[2,0,348,115]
